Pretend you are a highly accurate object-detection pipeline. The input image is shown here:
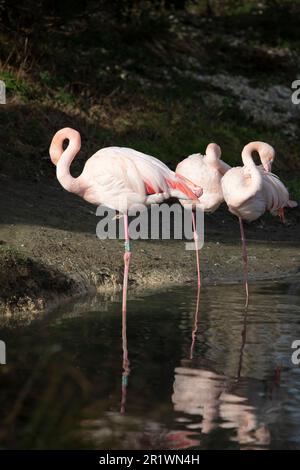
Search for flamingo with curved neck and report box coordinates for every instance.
[50,127,201,313]
[49,128,86,195]
[221,141,297,306]
[242,141,275,172]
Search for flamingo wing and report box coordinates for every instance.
[177,153,227,211]
[116,147,199,200]
[262,171,297,213]
[81,146,197,212]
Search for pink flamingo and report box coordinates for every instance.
[49,127,201,313]
[176,143,231,286]
[221,141,297,306]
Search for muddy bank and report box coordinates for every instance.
[0,176,299,315]
[1,224,299,316]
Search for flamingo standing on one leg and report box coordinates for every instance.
[49,127,201,313]
[175,143,231,287]
[221,141,297,306]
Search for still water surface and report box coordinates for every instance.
[0,280,300,449]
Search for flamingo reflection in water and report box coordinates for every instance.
[171,294,282,448]
[120,307,130,415]
[118,297,200,449]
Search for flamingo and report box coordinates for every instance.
[221,141,297,306]
[49,127,201,313]
[175,143,231,287]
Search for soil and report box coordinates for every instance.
[1,174,299,315]
[1,3,300,315]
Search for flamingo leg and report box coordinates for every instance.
[239,217,249,307]
[192,209,201,288]
[122,213,131,314]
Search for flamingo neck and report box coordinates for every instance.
[242,141,274,172]
[50,128,84,195]
[241,143,257,167]
[205,143,222,170]
[240,142,263,196]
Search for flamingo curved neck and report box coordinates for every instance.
[50,128,84,195]
[240,142,264,198]
[241,141,274,171]
[241,144,257,167]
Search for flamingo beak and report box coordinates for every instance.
[263,161,272,172]
[193,186,203,199]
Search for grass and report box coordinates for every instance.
[0,70,35,100]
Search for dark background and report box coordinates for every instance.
[0,0,300,195]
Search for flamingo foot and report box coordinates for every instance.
[278,208,285,224]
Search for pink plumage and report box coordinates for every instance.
[175,143,230,288]
[221,141,297,307]
[176,143,231,212]
[221,141,297,222]
[49,127,199,214]
[49,127,201,313]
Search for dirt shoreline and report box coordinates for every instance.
[1,177,299,316]
[1,223,299,316]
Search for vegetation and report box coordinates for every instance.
[0,0,300,197]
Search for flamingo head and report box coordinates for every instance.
[49,127,81,166]
[261,146,275,172]
[242,141,275,172]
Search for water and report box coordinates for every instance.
[0,280,300,450]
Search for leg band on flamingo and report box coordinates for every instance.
[124,240,131,252]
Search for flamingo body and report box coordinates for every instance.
[50,128,201,312]
[221,141,297,306]
[50,128,199,214]
[175,143,230,288]
[79,146,179,212]
[221,142,297,222]
[176,143,231,212]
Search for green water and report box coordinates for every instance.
[1,280,300,450]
